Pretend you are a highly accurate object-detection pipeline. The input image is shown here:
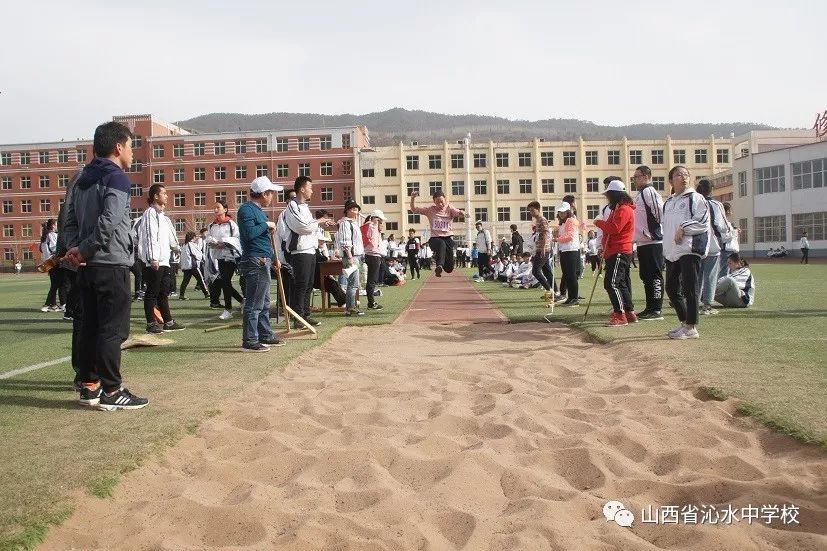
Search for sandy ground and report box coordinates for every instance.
[40,322,826,550]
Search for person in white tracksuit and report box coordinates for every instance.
[662,166,710,340]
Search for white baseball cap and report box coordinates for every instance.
[250,176,284,194]
[369,209,387,221]
[556,202,571,213]
[604,180,626,193]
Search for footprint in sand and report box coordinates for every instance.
[432,508,477,549]
[472,394,496,416]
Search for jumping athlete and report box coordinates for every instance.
[409,190,465,277]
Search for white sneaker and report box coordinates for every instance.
[666,324,685,337]
[40,305,51,312]
[219,310,232,320]
[672,327,700,340]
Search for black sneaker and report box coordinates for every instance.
[259,337,286,347]
[345,309,365,317]
[163,320,186,332]
[78,385,101,407]
[561,299,580,307]
[209,303,223,309]
[638,310,664,321]
[305,317,322,327]
[435,266,443,277]
[97,387,148,411]
[368,303,383,310]
[178,296,189,301]
[146,322,164,334]
[241,342,270,352]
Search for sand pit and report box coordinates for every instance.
[40,322,826,550]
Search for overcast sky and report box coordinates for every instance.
[1,0,824,143]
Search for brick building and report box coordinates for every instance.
[0,114,368,266]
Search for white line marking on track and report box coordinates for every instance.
[0,356,71,380]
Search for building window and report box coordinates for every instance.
[473,153,487,168]
[297,137,310,151]
[738,218,748,244]
[342,134,351,148]
[652,177,665,191]
[792,158,825,190]
[173,144,184,157]
[40,199,51,212]
[451,154,464,169]
[320,162,333,176]
[174,193,186,207]
[651,150,664,164]
[130,183,142,197]
[385,194,398,204]
[39,151,49,164]
[2,200,12,214]
[39,175,50,188]
[362,168,375,178]
[586,177,599,193]
[542,206,555,220]
[564,178,577,193]
[173,168,185,182]
[408,213,421,224]
[792,211,826,242]
[255,138,267,153]
[194,192,206,206]
[130,208,143,219]
[277,164,289,178]
[754,215,786,243]
[451,181,464,196]
[3,225,13,237]
[235,165,247,179]
[716,148,729,163]
[194,142,205,156]
[695,149,708,164]
[298,163,310,177]
[474,208,488,222]
[428,155,442,169]
[215,166,226,180]
[673,149,686,164]
[22,224,32,237]
[497,207,511,222]
[586,205,600,219]
[0,177,10,190]
[429,181,442,195]
[256,164,268,178]
[519,206,531,221]
[495,152,509,168]
[342,160,352,175]
[385,222,399,231]
[21,176,31,189]
[214,141,226,155]
[127,160,142,173]
[563,151,576,166]
[518,152,531,167]
[407,182,419,196]
[153,144,164,158]
[58,174,69,188]
[519,179,532,194]
[77,149,87,162]
[0,152,10,165]
[406,155,419,170]
[474,180,487,195]
[362,195,376,205]
[320,187,333,202]
[132,135,143,148]
[215,191,226,203]
[275,138,288,152]
[235,140,246,154]
[57,150,69,163]
[541,179,555,193]
[540,151,553,167]
[320,135,332,150]
[276,190,286,203]
[385,168,397,177]
[235,190,246,205]
[173,218,185,232]
[738,171,747,197]
[20,152,30,165]
[21,199,32,213]
[194,168,206,181]
[629,150,642,165]
[608,150,620,165]
[754,165,785,194]
[496,179,510,194]
[585,151,598,165]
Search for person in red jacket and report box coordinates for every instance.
[594,180,637,326]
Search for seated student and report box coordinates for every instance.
[715,253,755,308]
[383,258,405,286]
[492,257,506,279]
[507,253,537,289]
[497,255,518,282]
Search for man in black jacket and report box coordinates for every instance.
[510,224,524,255]
[63,122,148,411]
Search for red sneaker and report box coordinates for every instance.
[607,312,628,326]
[625,310,638,323]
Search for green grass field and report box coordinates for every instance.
[0,272,425,550]
[469,262,827,448]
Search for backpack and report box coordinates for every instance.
[360,223,371,248]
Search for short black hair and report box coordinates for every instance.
[696,179,713,197]
[562,194,575,205]
[510,224,517,231]
[527,201,541,211]
[603,176,621,185]
[314,209,329,219]
[147,184,165,206]
[294,176,313,192]
[432,190,445,199]
[636,165,652,179]
[93,121,133,158]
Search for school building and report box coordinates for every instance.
[0,114,368,266]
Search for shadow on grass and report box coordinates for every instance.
[0,395,79,410]
[0,380,72,391]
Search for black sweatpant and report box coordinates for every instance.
[45,266,67,307]
[365,254,382,307]
[143,265,173,324]
[180,268,208,298]
[130,260,143,295]
[429,236,456,273]
[478,252,490,278]
[65,269,82,382]
[604,253,634,313]
[209,259,244,309]
[288,252,316,319]
[559,250,579,301]
[531,253,552,292]
[801,248,809,264]
[665,254,701,326]
[407,253,420,278]
[77,265,131,392]
[637,243,664,313]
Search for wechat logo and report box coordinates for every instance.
[604,500,634,527]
